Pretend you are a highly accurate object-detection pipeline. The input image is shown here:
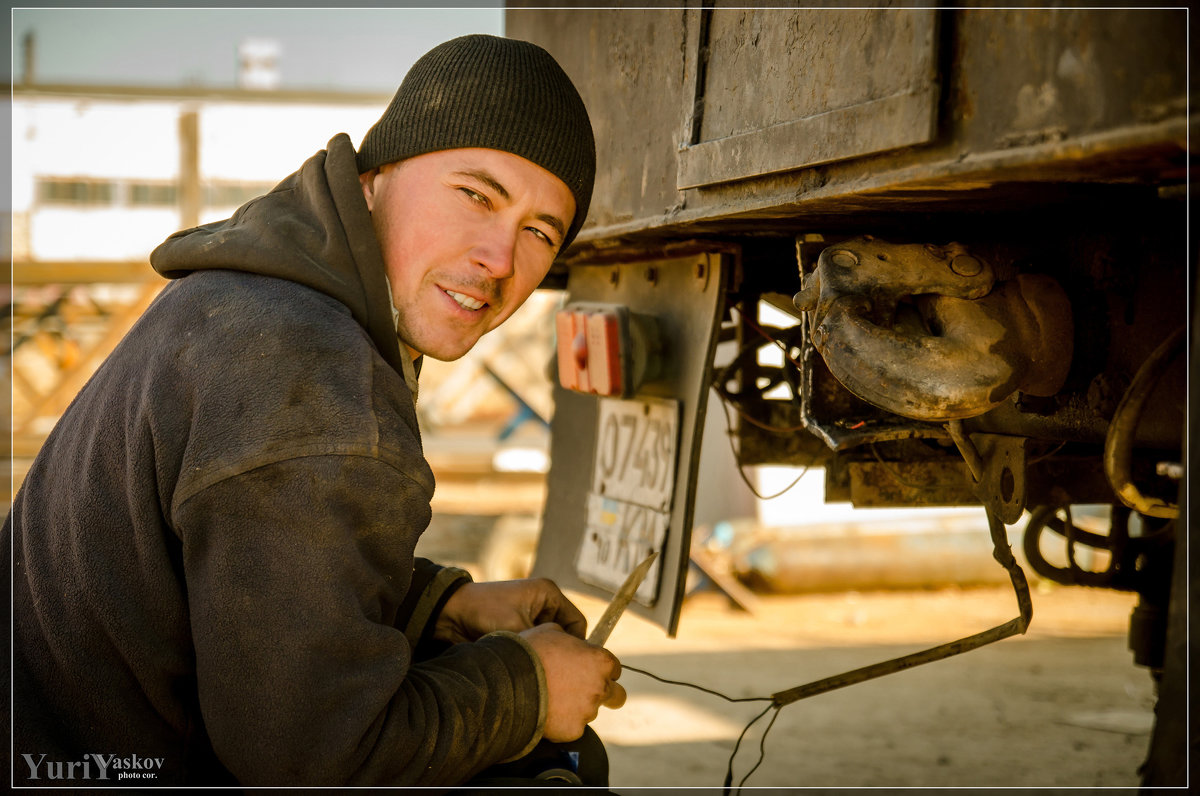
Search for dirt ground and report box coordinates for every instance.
[416,510,1160,793]
[574,584,1153,793]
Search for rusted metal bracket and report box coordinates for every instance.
[794,237,1073,422]
[946,421,1029,524]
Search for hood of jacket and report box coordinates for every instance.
[150,133,408,376]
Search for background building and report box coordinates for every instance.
[7,8,506,490]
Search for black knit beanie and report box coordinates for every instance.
[357,34,595,250]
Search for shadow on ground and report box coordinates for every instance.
[596,635,1153,790]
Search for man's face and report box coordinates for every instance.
[360,147,576,361]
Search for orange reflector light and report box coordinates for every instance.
[555,305,627,397]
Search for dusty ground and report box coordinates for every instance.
[573,584,1153,792]
[417,512,1158,792]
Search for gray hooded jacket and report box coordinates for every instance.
[6,133,546,787]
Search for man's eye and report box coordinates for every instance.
[459,187,488,206]
[526,227,555,247]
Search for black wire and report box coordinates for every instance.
[625,664,781,793]
[710,301,816,501]
[722,702,775,795]
[737,704,782,792]
[623,664,771,704]
[714,391,812,500]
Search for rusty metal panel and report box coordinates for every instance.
[505,6,689,233]
[952,8,1189,152]
[847,460,977,507]
[532,251,728,635]
[507,7,1187,247]
[677,6,939,188]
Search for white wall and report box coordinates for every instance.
[13,96,388,260]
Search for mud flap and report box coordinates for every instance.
[532,250,729,635]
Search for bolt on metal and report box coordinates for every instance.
[950,254,983,277]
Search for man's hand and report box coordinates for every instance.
[433,578,588,644]
[520,623,626,742]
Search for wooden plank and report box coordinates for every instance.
[14,82,391,106]
[15,283,161,433]
[13,260,165,285]
[688,546,758,613]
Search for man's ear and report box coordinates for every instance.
[359,168,380,212]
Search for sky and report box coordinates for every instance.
[9,6,505,92]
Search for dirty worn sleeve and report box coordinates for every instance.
[173,454,544,786]
[398,559,472,657]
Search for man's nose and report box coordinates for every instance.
[471,220,517,279]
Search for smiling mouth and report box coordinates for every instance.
[444,289,486,311]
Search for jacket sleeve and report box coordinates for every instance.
[172,453,544,786]
[398,558,471,660]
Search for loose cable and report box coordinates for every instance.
[621,502,1031,791]
[622,664,770,704]
[714,392,812,500]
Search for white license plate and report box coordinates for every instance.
[575,495,667,605]
[575,397,679,605]
[591,396,679,512]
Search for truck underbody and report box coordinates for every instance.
[507,4,1193,786]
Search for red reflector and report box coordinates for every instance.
[555,305,626,397]
[586,312,622,396]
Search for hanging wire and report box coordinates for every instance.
[731,303,804,372]
[715,392,813,500]
[619,667,777,792]
[621,500,1032,790]
[706,301,818,500]
[1026,440,1067,466]
[736,703,783,792]
[723,703,778,795]
[721,395,810,433]
[712,332,808,434]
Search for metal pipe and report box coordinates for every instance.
[1103,327,1185,519]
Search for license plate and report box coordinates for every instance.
[591,396,678,511]
[575,396,679,605]
[576,495,667,605]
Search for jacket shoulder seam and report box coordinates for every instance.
[172,443,432,513]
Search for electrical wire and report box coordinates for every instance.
[712,333,808,434]
[715,391,812,500]
[708,302,819,500]
[1026,440,1067,466]
[735,704,782,792]
[722,397,810,434]
[724,702,778,795]
[621,664,769,704]
[623,664,777,795]
[620,499,1032,791]
[731,304,804,372]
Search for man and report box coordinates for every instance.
[6,34,624,787]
